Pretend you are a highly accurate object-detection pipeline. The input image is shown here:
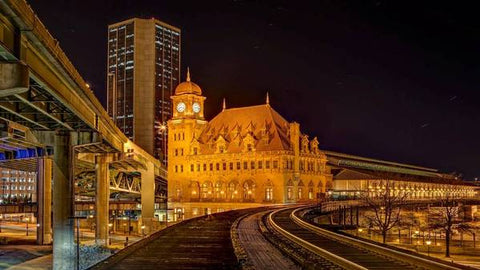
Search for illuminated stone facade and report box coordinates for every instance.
[167,71,331,203]
[167,72,478,204]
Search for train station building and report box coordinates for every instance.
[167,71,478,204]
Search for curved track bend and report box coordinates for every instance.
[267,207,466,270]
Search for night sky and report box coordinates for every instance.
[30,0,479,179]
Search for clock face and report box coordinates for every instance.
[176,102,186,112]
[192,102,201,113]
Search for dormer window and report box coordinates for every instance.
[247,144,253,152]
[193,147,198,155]
[219,146,225,153]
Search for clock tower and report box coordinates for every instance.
[171,68,206,120]
[167,68,207,201]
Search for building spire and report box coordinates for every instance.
[266,92,270,105]
[186,67,191,82]
[222,98,226,111]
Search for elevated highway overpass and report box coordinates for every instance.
[0,0,167,269]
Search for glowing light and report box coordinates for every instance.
[426,240,432,245]
[141,225,145,229]
[358,228,363,232]
[85,83,90,88]
[108,223,113,227]
[89,215,94,218]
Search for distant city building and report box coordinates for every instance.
[107,18,181,164]
[167,71,478,204]
[0,168,37,203]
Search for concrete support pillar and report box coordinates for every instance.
[140,161,155,234]
[52,131,75,270]
[95,155,109,246]
[36,157,52,245]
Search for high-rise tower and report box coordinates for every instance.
[106,18,180,164]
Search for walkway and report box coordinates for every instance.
[94,207,267,270]
[237,211,299,270]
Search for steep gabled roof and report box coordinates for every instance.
[199,104,291,153]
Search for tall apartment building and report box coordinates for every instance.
[107,18,181,164]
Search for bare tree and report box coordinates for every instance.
[361,180,408,244]
[428,193,461,257]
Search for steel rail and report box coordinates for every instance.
[267,208,367,270]
[290,207,463,270]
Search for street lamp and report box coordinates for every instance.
[25,217,29,236]
[426,240,432,256]
[108,223,113,246]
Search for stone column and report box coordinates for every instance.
[95,154,109,246]
[36,157,52,245]
[52,131,75,270]
[140,161,155,234]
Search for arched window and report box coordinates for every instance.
[228,181,238,200]
[243,180,256,201]
[189,181,200,200]
[265,188,273,201]
[287,187,293,200]
[215,181,226,199]
[201,181,213,199]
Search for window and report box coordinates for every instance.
[180,165,184,172]
[216,163,220,171]
[243,161,248,170]
[273,160,278,169]
[203,164,207,171]
[287,187,293,200]
[258,161,263,169]
[250,161,255,170]
[197,164,200,172]
[308,188,314,199]
[247,144,253,151]
[190,164,194,172]
[298,188,303,199]
[210,163,213,171]
[181,149,184,156]
[175,165,178,173]
[229,162,233,170]
[265,188,273,201]
[266,161,270,169]
[223,163,226,170]
[236,162,241,170]
[219,146,225,153]
[174,134,177,141]
[174,149,178,156]
[193,148,198,155]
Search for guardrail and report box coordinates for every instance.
[267,208,367,270]
[291,207,463,270]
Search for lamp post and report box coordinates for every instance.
[25,217,29,236]
[69,216,87,270]
[141,225,145,237]
[426,240,432,256]
[357,228,363,237]
[108,223,113,246]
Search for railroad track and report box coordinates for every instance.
[266,207,466,270]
